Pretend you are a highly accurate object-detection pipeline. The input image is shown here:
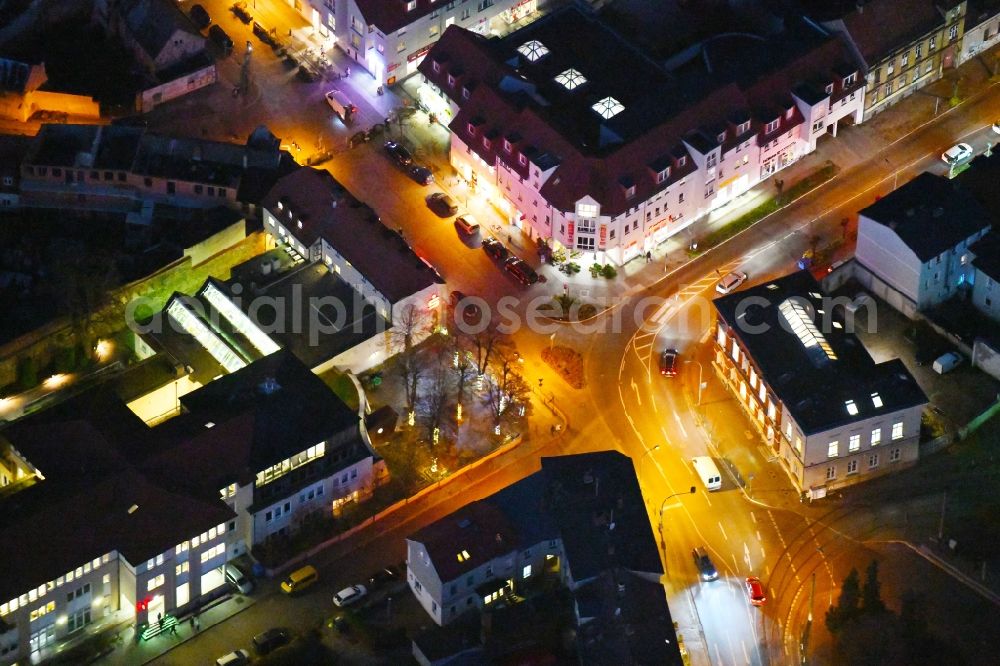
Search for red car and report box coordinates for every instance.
[745,576,766,606]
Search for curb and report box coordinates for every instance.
[135,598,258,665]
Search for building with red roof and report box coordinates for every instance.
[417,5,866,264]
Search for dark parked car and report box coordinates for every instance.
[367,564,402,591]
[427,192,459,216]
[482,237,509,261]
[189,4,211,29]
[209,25,234,53]
[231,2,253,24]
[504,256,539,286]
[659,349,679,377]
[384,140,413,167]
[408,164,434,185]
[691,547,718,581]
[252,627,291,655]
[449,291,483,325]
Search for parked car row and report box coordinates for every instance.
[215,627,291,665]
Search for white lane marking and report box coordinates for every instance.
[714,645,724,666]
[700,327,712,344]
[630,378,642,406]
[732,553,739,572]
[660,426,670,443]
[750,511,757,525]
[673,412,688,438]
[742,639,750,664]
[743,542,752,570]
[756,530,762,543]
[719,521,729,542]
[760,545,766,561]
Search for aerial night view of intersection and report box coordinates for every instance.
[0,0,998,664]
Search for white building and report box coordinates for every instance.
[855,171,991,313]
[416,6,865,264]
[958,0,1000,62]
[713,271,928,496]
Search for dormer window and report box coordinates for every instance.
[592,96,624,119]
[785,107,794,119]
[843,73,856,86]
[297,219,303,229]
[517,40,549,62]
[433,60,441,73]
[276,201,283,210]
[677,156,686,168]
[624,185,636,199]
[717,131,726,143]
[456,549,471,562]
[737,121,750,134]
[845,399,858,416]
[483,137,491,150]
[503,139,512,153]
[447,74,456,87]
[467,123,477,136]
[406,0,416,11]
[871,392,883,408]
[825,83,834,94]
[765,119,780,134]
[518,154,527,166]
[656,167,670,183]
[555,68,586,90]
[462,87,471,100]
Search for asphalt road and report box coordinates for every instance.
[138,12,1000,664]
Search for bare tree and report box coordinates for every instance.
[462,323,511,376]
[418,352,453,446]
[451,336,477,423]
[484,346,529,435]
[398,348,421,427]
[392,302,431,353]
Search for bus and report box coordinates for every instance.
[691,456,722,491]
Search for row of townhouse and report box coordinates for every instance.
[16,124,292,216]
[415,5,867,264]
[0,349,381,664]
[712,270,928,496]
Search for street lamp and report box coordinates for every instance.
[638,444,661,474]
[684,360,705,406]
[658,486,696,560]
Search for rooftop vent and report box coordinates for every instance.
[517,40,549,62]
[128,504,139,514]
[259,377,281,395]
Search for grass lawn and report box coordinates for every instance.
[319,369,360,411]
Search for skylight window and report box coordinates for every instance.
[456,550,471,563]
[871,392,883,408]
[845,400,858,416]
[555,68,586,90]
[517,40,549,62]
[592,96,624,119]
[778,298,838,363]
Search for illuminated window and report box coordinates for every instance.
[871,392,883,408]
[845,400,858,416]
[456,549,471,563]
[892,422,903,440]
[522,564,532,578]
[577,203,598,218]
[849,434,860,452]
[555,68,586,90]
[29,601,55,622]
[517,40,549,62]
[167,299,246,373]
[779,299,837,362]
[176,562,189,576]
[592,96,624,119]
[200,544,225,564]
[828,441,839,457]
[871,428,881,446]
[147,575,164,591]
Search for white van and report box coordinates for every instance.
[455,214,480,235]
[691,456,722,491]
[932,351,963,374]
[225,563,253,594]
[324,87,357,123]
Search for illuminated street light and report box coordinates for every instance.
[684,360,706,406]
[95,339,113,361]
[44,374,68,389]
[658,486,696,561]
[638,444,661,475]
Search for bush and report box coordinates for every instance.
[600,264,617,279]
[54,346,77,373]
[589,264,601,278]
[541,346,585,389]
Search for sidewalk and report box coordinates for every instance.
[95,594,255,665]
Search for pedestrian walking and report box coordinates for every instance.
[345,66,351,77]
[646,251,652,263]
[189,616,195,631]
[170,623,178,635]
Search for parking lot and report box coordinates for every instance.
[850,289,1000,430]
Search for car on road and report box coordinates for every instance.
[333,584,367,607]
[280,564,318,594]
[715,270,748,295]
[427,192,459,216]
[253,627,290,655]
[482,236,509,261]
[367,564,403,591]
[409,164,434,185]
[659,349,679,377]
[215,649,250,666]
[225,562,253,594]
[231,2,252,24]
[691,547,718,581]
[325,88,357,124]
[189,4,211,29]
[932,350,963,374]
[209,25,234,54]
[384,140,413,167]
[745,576,767,606]
[455,214,481,236]
[941,143,974,165]
[504,256,539,286]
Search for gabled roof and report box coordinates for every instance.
[260,167,443,302]
[970,233,1000,282]
[822,0,945,65]
[858,172,992,263]
[714,271,927,435]
[354,0,439,36]
[121,0,203,60]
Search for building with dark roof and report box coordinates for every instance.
[0,349,379,664]
[856,171,991,312]
[93,0,207,74]
[819,0,966,120]
[416,5,865,264]
[19,124,292,216]
[713,270,927,495]
[261,167,444,368]
[406,451,682,665]
[959,0,1000,62]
